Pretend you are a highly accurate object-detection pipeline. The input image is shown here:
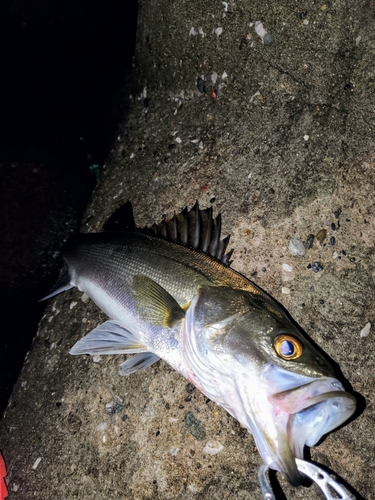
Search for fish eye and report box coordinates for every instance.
[274,335,303,360]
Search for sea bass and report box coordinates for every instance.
[43,202,356,489]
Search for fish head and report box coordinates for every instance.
[184,285,356,486]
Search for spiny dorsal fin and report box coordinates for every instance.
[144,201,234,266]
[103,201,234,266]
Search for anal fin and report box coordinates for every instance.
[118,352,160,376]
[69,320,147,355]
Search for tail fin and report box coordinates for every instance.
[40,269,73,301]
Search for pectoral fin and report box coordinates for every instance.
[118,352,160,376]
[132,275,185,327]
[69,320,147,355]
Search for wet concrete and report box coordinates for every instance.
[1,0,374,499]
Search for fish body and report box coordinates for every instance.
[45,202,356,487]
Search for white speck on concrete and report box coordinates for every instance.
[203,440,224,455]
[332,251,339,259]
[222,2,228,11]
[222,71,228,79]
[175,137,182,144]
[282,287,291,294]
[215,27,223,36]
[97,422,108,432]
[355,35,361,46]
[168,417,179,423]
[250,90,261,102]
[143,406,155,419]
[48,316,54,323]
[169,447,180,456]
[303,19,309,25]
[130,152,135,159]
[93,355,102,363]
[211,72,218,84]
[282,263,293,272]
[81,293,90,303]
[82,317,87,323]
[12,484,20,492]
[198,141,203,149]
[289,238,306,256]
[188,484,199,493]
[189,27,197,36]
[142,86,147,99]
[32,457,42,470]
[254,21,267,40]
[198,27,205,38]
[360,322,371,338]
[69,301,77,310]
[102,435,107,443]
[21,381,27,388]
[304,134,309,141]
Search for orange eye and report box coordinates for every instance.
[274,335,303,360]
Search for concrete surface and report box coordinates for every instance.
[1,0,374,499]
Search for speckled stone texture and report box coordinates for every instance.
[1,1,374,499]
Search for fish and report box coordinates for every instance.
[43,201,356,490]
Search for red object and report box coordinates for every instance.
[0,453,8,500]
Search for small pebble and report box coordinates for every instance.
[305,234,315,249]
[203,441,224,455]
[316,229,327,244]
[331,222,336,231]
[282,263,293,272]
[311,261,324,273]
[81,293,90,303]
[186,383,196,394]
[334,208,342,218]
[360,322,371,338]
[289,238,306,256]
[330,236,336,246]
[32,457,42,470]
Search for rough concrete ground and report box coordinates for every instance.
[1,0,374,499]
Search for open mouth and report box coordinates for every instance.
[252,366,357,486]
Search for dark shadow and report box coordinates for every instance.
[0,0,138,415]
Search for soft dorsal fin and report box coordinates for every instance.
[103,200,234,266]
[143,201,234,266]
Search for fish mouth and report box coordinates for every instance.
[250,367,356,485]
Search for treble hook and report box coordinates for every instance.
[258,459,355,500]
